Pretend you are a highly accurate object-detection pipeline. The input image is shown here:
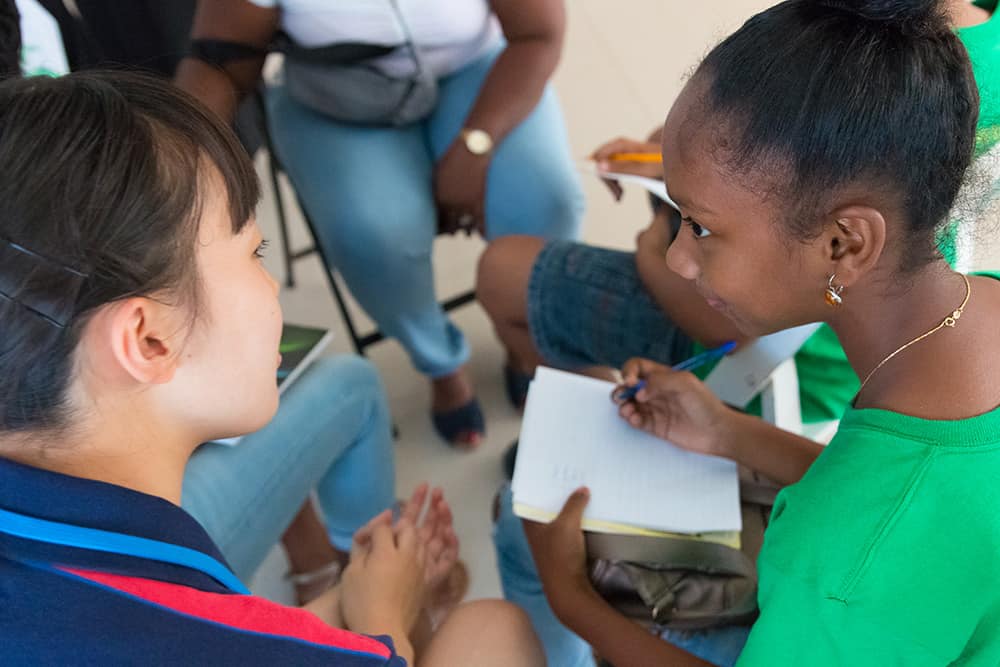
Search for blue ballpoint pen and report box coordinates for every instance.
[615,340,737,401]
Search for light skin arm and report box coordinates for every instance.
[173,0,279,122]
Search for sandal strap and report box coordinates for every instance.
[285,559,342,587]
[432,398,485,445]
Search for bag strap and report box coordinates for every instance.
[586,531,754,578]
[276,0,425,73]
[0,507,250,594]
[272,32,398,66]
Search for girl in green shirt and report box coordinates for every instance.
[523,0,1000,665]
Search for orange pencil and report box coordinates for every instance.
[606,152,662,163]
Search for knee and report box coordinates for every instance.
[315,197,435,266]
[476,236,545,320]
[310,355,386,407]
[446,600,545,665]
[540,176,585,238]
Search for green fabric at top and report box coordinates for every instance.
[966,0,1000,155]
[938,2,1000,265]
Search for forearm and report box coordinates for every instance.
[175,57,262,123]
[173,0,276,122]
[558,588,714,667]
[719,410,824,486]
[303,584,344,627]
[462,36,562,143]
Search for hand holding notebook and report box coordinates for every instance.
[512,367,742,536]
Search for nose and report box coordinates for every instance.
[665,230,700,281]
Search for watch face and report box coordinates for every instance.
[465,129,493,155]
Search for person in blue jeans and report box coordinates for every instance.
[176,0,584,448]
[182,355,399,596]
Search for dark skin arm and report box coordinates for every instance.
[434,0,566,235]
[174,0,278,122]
[523,364,825,665]
[523,489,714,667]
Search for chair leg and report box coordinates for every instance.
[268,154,298,289]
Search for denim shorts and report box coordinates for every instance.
[527,241,694,370]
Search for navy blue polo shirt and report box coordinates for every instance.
[0,457,405,665]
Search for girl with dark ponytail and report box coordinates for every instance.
[508,1,1000,665]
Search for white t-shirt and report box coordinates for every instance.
[247,0,502,78]
[16,0,69,76]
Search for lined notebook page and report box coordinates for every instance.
[512,367,741,534]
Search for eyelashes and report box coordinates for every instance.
[682,217,712,239]
[254,239,270,259]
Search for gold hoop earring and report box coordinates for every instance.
[825,274,845,307]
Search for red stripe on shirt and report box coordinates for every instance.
[59,567,392,660]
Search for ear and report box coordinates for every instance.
[822,205,886,287]
[104,297,184,385]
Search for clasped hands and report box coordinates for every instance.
[336,483,460,638]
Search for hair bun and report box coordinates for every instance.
[811,0,948,35]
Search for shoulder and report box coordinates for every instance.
[1,561,402,665]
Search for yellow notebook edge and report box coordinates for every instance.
[513,502,741,550]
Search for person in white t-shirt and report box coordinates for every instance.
[176,0,584,449]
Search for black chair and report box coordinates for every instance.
[252,91,477,356]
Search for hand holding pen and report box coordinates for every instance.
[589,136,664,201]
[614,341,736,402]
[611,342,737,456]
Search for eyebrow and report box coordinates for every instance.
[665,187,715,216]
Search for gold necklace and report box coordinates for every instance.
[858,273,972,396]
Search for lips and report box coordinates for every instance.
[698,284,725,310]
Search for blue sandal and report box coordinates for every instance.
[432,398,485,449]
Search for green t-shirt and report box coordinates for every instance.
[737,274,1000,665]
[938,1,1000,265]
[692,320,858,425]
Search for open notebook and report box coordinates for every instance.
[512,367,742,544]
[210,324,333,446]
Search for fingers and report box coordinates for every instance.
[554,487,591,531]
[369,517,397,558]
[591,136,646,162]
[352,509,393,560]
[395,517,418,551]
[600,177,624,202]
[400,483,429,526]
[614,358,667,403]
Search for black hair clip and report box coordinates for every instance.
[0,235,89,329]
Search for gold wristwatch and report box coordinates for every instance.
[460,128,494,156]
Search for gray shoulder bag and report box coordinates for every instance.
[586,468,777,630]
[278,0,437,126]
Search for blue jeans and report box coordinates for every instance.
[494,486,750,667]
[267,46,584,378]
[181,356,395,581]
[528,241,694,370]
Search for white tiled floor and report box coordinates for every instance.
[249,1,1000,604]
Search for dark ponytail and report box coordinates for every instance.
[696,0,978,266]
[0,71,259,432]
